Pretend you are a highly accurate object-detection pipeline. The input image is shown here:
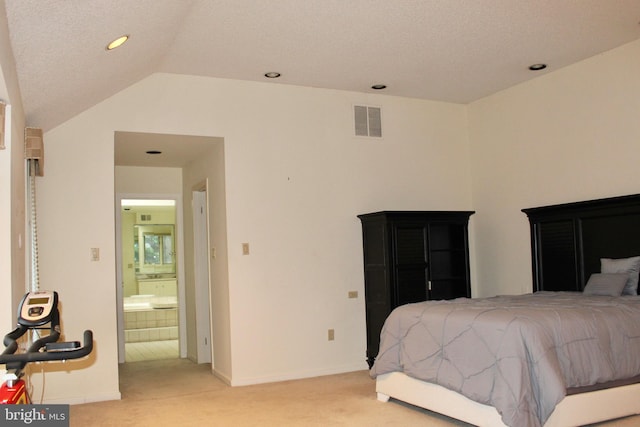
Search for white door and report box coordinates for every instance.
[193,190,212,363]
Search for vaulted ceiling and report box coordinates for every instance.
[5,1,640,133]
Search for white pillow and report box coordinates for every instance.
[583,273,629,296]
[601,256,640,295]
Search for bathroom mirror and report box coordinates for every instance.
[134,224,176,276]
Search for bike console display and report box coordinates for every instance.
[18,290,58,327]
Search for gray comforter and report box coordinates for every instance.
[370,292,640,427]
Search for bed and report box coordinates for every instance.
[370,194,640,427]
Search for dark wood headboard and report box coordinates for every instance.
[522,194,640,293]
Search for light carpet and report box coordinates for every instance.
[70,358,639,426]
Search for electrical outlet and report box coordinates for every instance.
[348,291,358,299]
[328,329,335,341]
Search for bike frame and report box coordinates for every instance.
[0,291,93,405]
[0,378,28,404]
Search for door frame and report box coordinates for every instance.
[115,193,187,363]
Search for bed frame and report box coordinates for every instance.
[376,372,640,427]
[522,193,640,293]
[375,194,640,426]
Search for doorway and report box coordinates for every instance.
[114,131,222,369]
[116,197,186,363]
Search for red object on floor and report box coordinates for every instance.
[0,379,29,404]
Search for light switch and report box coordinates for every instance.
[242,243,250,255]
[90,247,100,261]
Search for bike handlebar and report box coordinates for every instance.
[0,330,93,366]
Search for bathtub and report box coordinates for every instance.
[123,295,177,310]
[123,295,178,342]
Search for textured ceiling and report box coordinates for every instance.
[5,1,640,135]
[114,131,222,168]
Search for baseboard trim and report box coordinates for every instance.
[213,368,232,386]
[229,363,367,387]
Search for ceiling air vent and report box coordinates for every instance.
[354,105,382,138]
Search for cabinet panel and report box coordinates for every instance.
[362,223,386,265]
[429,250,467,279]
[358,211,474,367]
[364,268,389,304]
[430,279,468,300]
[395,227,426,264]
[138,279,177,296]
[365,302,389,362]
[395,267,428,304]
[429,223,465,250]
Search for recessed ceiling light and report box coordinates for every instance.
[264,72,281,78]
[106,35,129,51]
[528,63,547,71]
[371,84,387,90]
[146,150,162,155]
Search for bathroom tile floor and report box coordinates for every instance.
[125,339,178,362]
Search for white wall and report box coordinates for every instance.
[0,0,26,332]
[32,124,121,402]
[115,165,182,194]
[468,39,640,297]
[37,73,471,398]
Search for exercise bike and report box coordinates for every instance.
[0,290,93,404]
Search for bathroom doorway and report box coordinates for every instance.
[114,131,222,368]
[116,197,184,362]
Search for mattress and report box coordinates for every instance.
[370,292,640,427]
